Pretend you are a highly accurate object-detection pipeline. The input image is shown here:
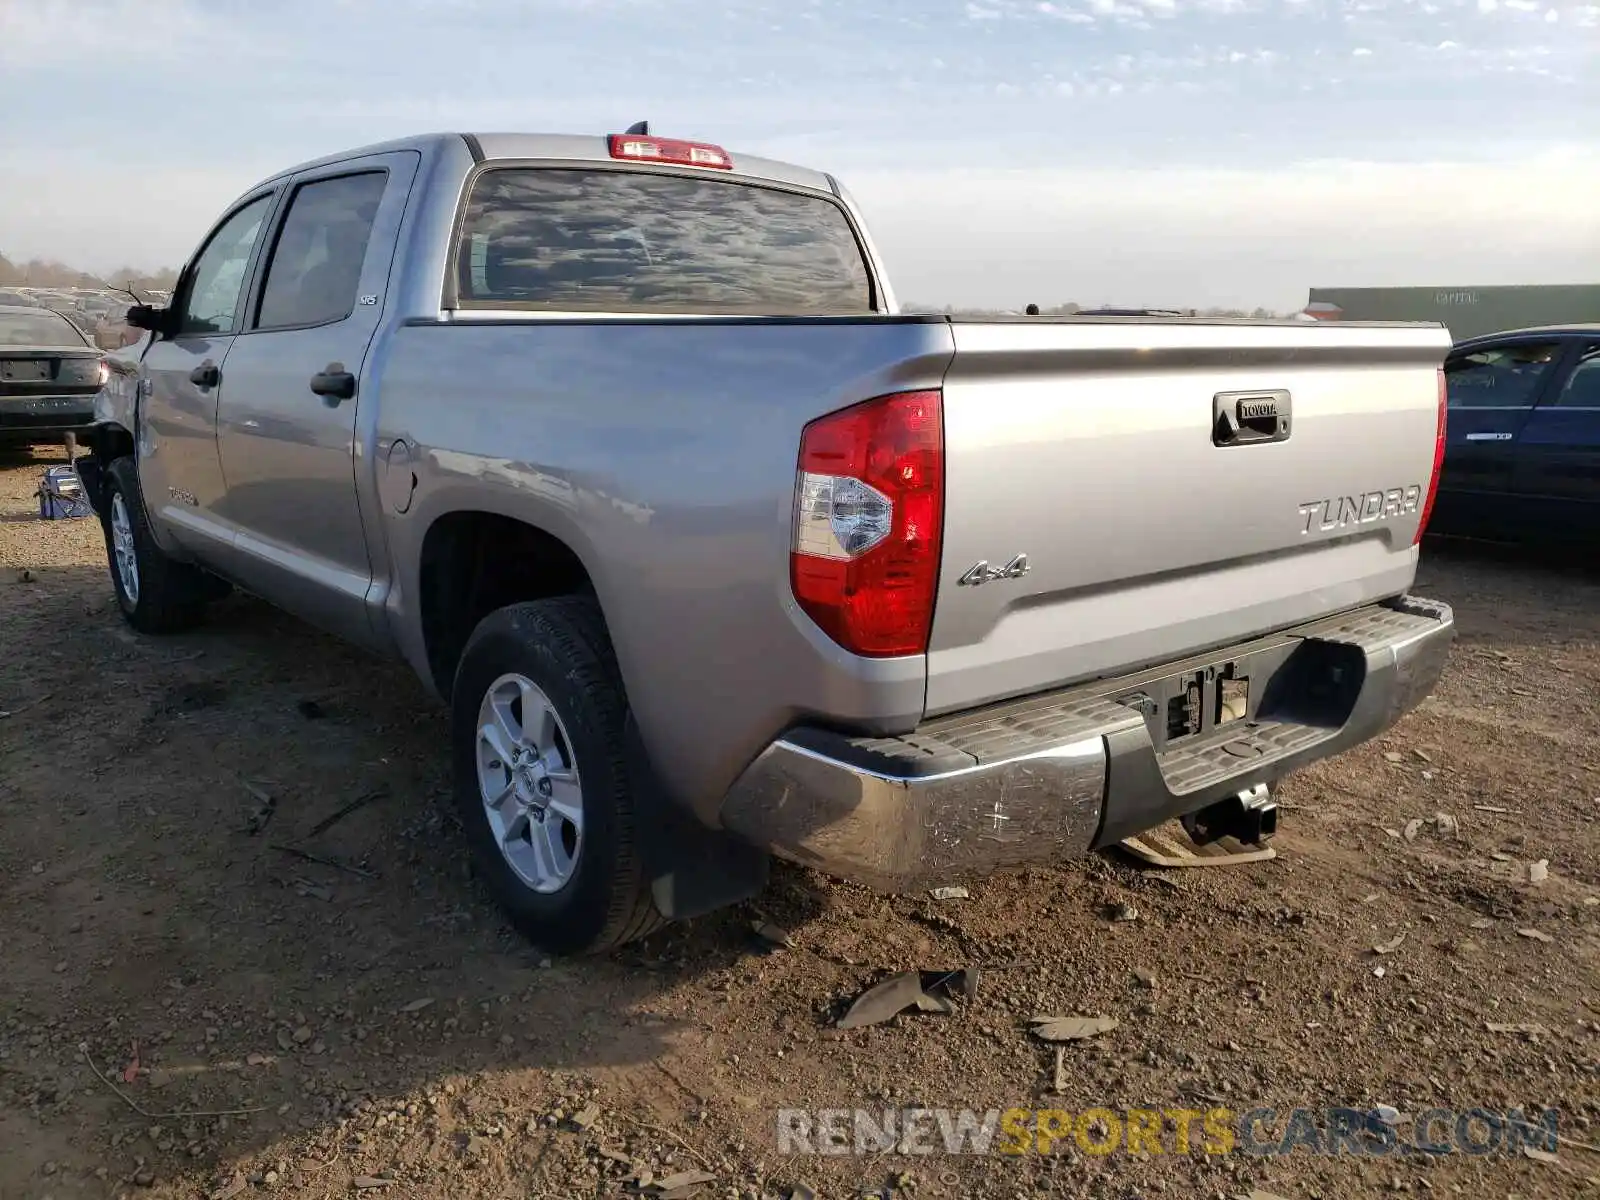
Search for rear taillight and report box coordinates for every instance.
[1414,367,1448,544]
[607,134,732,170]
[58,358,107,386]
[790,390,944,657]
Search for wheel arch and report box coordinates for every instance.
[76,422,136,517]
[416,509,604,700]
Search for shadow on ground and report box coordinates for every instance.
[0,564,830,1197]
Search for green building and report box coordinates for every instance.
[1303,284,1600,342]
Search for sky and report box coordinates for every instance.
[1,0,1596,311]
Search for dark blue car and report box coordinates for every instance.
[1430,324,1600,545]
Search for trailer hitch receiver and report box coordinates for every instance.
[1182,783,1278,846]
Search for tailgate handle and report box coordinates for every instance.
[1213,389,1291,447]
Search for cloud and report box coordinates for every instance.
[1,0,1593,310]
[0,0,281,70]
[0,157,258,273]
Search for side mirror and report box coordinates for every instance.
[125,304,171,335]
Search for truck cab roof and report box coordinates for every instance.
[255,131,840,198]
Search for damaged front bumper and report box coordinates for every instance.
[719,596,1454,892]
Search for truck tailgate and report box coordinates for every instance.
[926,318,1451,715]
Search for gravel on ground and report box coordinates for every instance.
[2,443,1596,1200]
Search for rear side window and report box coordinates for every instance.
[453,168,874,315]
[1443,341,1562,409]
[256,171,388,330]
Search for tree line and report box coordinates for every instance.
[0,251,177,293]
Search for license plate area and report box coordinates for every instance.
[1112,636,1366,755]
[1129,663,1254,752]
[0,359,52,382]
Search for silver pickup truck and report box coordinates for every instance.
[82,128,1456,954]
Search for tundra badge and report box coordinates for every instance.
[1298,485,1423,535]
[958,554,1030,586]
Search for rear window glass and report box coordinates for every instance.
[453,168,874,315]
[0,308,89,348]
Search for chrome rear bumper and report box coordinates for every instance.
[719,597,1454,892]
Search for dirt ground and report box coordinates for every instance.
[1,442,1597,1200]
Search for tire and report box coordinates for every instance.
[100,456,218,634]
[450,597,665,955]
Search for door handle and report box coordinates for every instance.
[309,365,356,401]
[189,362,220,389]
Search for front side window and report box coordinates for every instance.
[453,168,874,315]
[179,194,273,335]
[0,308,90,348]
[1443,341,1562,410]
[256,172,388,331]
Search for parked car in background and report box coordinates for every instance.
[1430,325,1600,545]
[0,304,107,446]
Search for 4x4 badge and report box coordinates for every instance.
[958,554,1030,587]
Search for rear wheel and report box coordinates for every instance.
[451,597,665,955]
[101,457,223,634]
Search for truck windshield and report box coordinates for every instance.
[0,308,90,348]
[453,168,875,316]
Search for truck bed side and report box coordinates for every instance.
[372,317,955,819]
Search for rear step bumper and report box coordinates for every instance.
[719,596,1454,892]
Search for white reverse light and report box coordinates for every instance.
[793,471,893,560]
